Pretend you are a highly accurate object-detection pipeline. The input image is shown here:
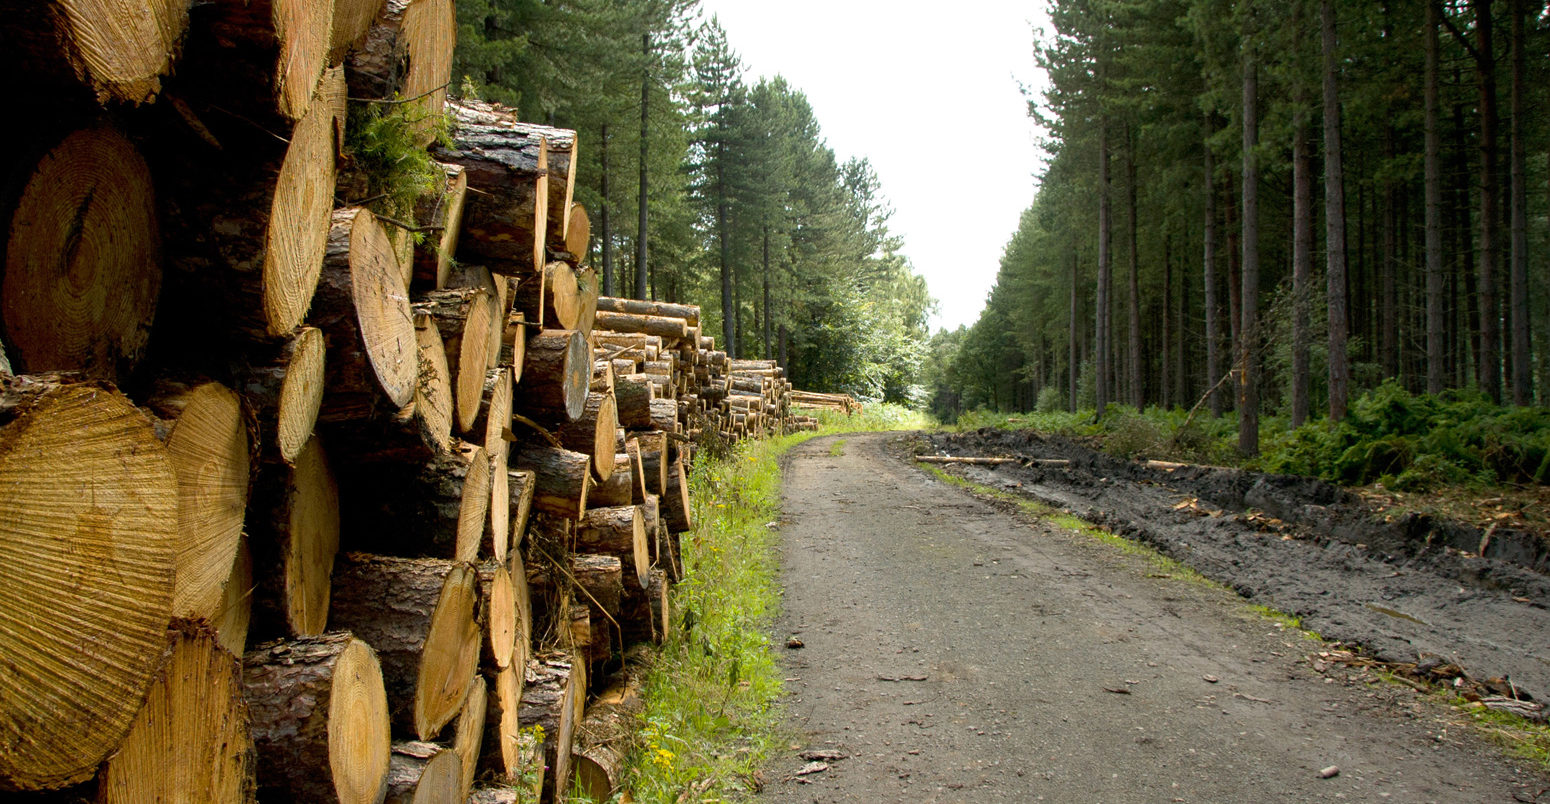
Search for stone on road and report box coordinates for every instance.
[762,433,1544,803]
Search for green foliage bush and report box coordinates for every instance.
[1261,382,1550,490]
[1035,385,1065,413]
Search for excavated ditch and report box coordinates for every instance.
[921,428,1550,701]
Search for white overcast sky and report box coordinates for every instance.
[696,1,1050,332]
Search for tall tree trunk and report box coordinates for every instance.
[1382,126,1399,379]
[1508,0,1531,405]
[1162,232,1173,410]
[1292,104,1314,427]
[1096,119,1112,414]
[601,123,614,297]
[1202,126,1222,417]
[1126,130,1142,410]
[762,226,772,359]
[635,32,650,302]
[719,194,733,357]
[1069,249,1080,412]
[1323,0,1351,420]
[1424,0,1446,394]
[1474,0,1502,400]
[1240,47,1261,457]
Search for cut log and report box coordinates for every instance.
[501,309,528,378]
[613,374,654,429]
[520,652,581,804]
[512,260,581,331]
[157,66,342,341]
[0,1,188,105]
[557,391,619,481]
[326,554,480,740]
[434,100,548,271]
[577,505,648,590]
[663,455,692,533]
[412,163,467,289]
[627,441,649,504]
[182,0,330,122]
[506,543,532,665]
[564,204,591,263]
[147,381,251,623]
[348,0,454,145]
[515,329,590,422]
[621,568,669,646]
[451,676,486,798]
[587,453,634,508]
[232,326,325,465]
[329,0,385,63]
[244,633,391,804]
[317,313,451,467]
[249,433,340,639]
[479,664,542,793]
[214,537,254,656]
[594,310,689,341]
[478,561,517,669]
[315,206,418,416]
[338,440,489,561]
[2,128,159,381]
[413,285,497,434]
[636,431,668,496]
[384,741,461,804]
[507,468,537,548]
[469,786,519,803]
[512,444,591,519]
[914,455,1026,466]
[639,494,661,553]
[571,671,644,801]
[569,554,623,619]
[595,296,701,328]
[649,397,679,433]
[97,621,253,804]
[528,124,577,249]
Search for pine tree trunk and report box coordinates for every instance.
[1096,119,1112,413]
[1474,0,1503,401]
[1507,0,1531,405]
[1323,0,1351,420]
[1239,45,1261,457]
[1292,105,1314,428]
[1126,132,1142,410]
[1425,0,1447,394]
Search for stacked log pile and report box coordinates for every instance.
[0,5,692,803]
[0,3,857,800]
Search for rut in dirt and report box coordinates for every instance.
[762,432,1545,804]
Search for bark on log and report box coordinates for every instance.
[215,537,254,656]
[249,433,340,640]
[506,548,533,671]
[469,786,520,803]
[593,310,689,341]
[512,444,591,519]
[557,391,618,481]
[147,381,251,624]
[412,163,467,289]
[613,374,654,429]
[663,455,692,533]
[477,561,517,670]
[587,454,634,508]
[627,441,649,504]
[326,554,480,740]
[97,621,254,804]
[577,505,648,590]
[413,285,498,434]
[347,0,453,145]
[514,329,590,422]
[318,310,452,466]
[571,672,644,801]
[620,568,669,647]
[155,67,342,342]
[649,397,679,433]
[595,296,701,328]
[0,1,188,105]
[564,204,591,264]
[434,100,548,271]
[3,127,160,383]
[384,741,462,804]
[232,326,325,465]
[569,554,623,619]
[338,440,490,561]
[315,206,418,415]
[573,265,598,339]
[520,652,581,804]
[244,633,391,804]
[640,494,661,554]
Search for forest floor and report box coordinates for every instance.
[760,432,1549,803]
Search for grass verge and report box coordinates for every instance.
[606,403,927,801]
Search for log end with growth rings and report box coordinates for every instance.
[3,127,160,381]
[414,562,480,740]
[276,326,326,464]
[283,434,342,636]
[263,65,342,336]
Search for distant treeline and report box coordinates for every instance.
[927,0,1549,453]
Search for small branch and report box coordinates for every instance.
[348,81,453,106]
[1438,13,1482,63]
[373,214,445,234]
[510,413,565,450]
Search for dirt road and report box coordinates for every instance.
[763,432,1546,803]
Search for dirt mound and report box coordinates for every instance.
[922,429,1550,701]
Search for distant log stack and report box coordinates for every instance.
[0,20,811,800]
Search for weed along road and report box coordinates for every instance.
[762,432,1544,803]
